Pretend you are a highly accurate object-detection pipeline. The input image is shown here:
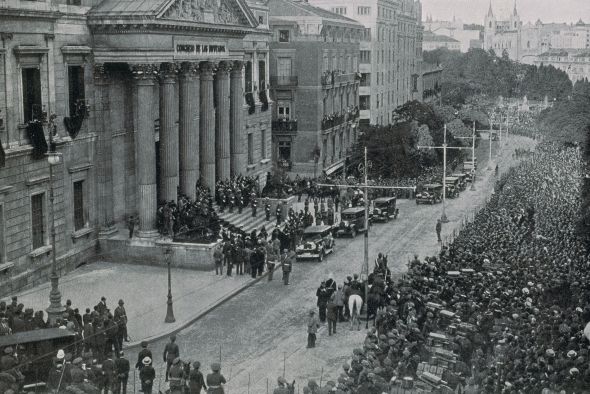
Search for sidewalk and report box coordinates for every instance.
[14,262,268,348]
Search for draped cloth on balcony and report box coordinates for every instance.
[26,121,48,160]
[64,115,84,139]
[0,136,5,168]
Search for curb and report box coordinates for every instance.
[124,269,273,350]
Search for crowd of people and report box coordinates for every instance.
[155,185,220,242]
[215,175,259,214]
[296,143,590,393]
[0,295,131,393]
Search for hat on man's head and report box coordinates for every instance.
[142,357,152,366]
[211,363,221,372]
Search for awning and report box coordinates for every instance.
[324,159,345,176]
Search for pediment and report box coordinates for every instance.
[160,0,255,27]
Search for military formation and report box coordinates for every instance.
[215,175,259,215]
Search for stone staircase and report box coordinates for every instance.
[214,205,281,236]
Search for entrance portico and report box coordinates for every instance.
[88,0,259,237]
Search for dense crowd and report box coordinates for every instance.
[0,296,131,393]
[297,143,590,393]
[215,175,259,213]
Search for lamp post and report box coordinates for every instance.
[46,114,65,324]
[164,246,176,323]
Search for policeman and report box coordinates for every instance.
[228,193,235,213]
[251,199,258,217]
[206,363,227,394]
[282,249,293,285]
[304,198,309,214]
[163,335,180,381]
[219,195,226,213]
[238,196,244,214]
[265,202,271,221]
[276,205,282,225]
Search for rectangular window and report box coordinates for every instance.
[68,65,85,117]
[22,67,42,123]
[245,61,253,92]
[73,180,85,231]
[359,95,371,110]
[279,30,290,43]
[260,130,266,159]
[277,57,292,78]
[31,193,45,250]
[277,101,291,119]
[258,60,266,90]
[360,50,371,64]
[358,6,371,15]
[331,7,347,15]
[247,133,254,165]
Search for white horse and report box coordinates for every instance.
[348,294,363,331]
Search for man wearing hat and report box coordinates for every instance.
[114,351,130,394]
[273,376,290,394]
[189,361,207,393]
[114,299,130,346]
[206,363,226,393]
[139,357,155,394]
[163,335,180,381]
[136,341,152,370]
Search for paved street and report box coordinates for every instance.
[124,135,535,393]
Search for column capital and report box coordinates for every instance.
[179,62,199,80]
[93,63,109,83]
[216,61,231,75]
[231,60,244,75]
[131,64,159,83]
[159,62,178,83]
[199,61,215,77]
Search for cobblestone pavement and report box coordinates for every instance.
[124,135,535,393]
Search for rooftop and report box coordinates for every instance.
[423,31,459,43]
[268,0,362,26]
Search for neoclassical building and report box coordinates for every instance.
[0,0,273,295]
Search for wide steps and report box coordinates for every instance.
[213,203,280,236]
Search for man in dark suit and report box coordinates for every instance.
[163,335,180,381]
[135,341,152,371]
[114,351,130,394]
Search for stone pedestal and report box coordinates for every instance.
[215,61,231,181]
[230,61,245,176]
[179,62,200,200]
[132,64,159,238]
[158,63,179,203]
[200,62,216,193]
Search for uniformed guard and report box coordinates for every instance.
[163,335,180,381]
[304,198,309,214]
[276,205,282,225]
[313,198,319,214]
[238,196,244,214]
[206,363,227,393]
[327,207,334,226]
[282,249,293,285]
[265,202,271,221]
[251,199,258,217]
[220,195,226,213]
[316,211,322,226]
[228,193,235,213]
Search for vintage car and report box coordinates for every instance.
[296,225,335,261]
[336,207,367,237]
[451,173,468,191]
[444,177,460,198]
[416,184,443,205]
[372,196,399,222]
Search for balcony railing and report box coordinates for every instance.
[272,119,298,133]
[321,70,359,86]
[321,106,359,131]
[270,76,298,86]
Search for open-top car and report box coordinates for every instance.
[336,207,367,237]
[416,184,443,205]
[444,177,460,198]
[296,225,335,261]
[451,173,468,191]
[372,196,399,222]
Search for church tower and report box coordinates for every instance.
[484,1,496,50]
[509,0,521,30]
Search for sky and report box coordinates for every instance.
[421,0,590,25]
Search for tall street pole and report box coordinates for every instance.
[470,121,476,191]
[363,146,369,321]
[441,124,448,223]
[165,247,176,323]
[46,116,65,324]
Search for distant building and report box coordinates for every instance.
[306,0,424,126]
[484,1,590,64]
[534,49,590,82]
[268,0,362,177]
[417,63,443,103]
[423,16,482,52]
[422,31,461,51]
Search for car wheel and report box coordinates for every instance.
[318,250,324,262]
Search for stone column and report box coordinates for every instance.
[178,62,200,200]
[230,61,245,176]
[199,62,216,193]
[158,62,179,203]
[132,64,159,237]
[215,61,231,181]
[94,64,117,235]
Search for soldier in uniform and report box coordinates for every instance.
[238,196,244,214]
[281,249,293,285]
[265,202,271,221]
[251,198,257,217]
[276,205,282,225]
[327,207,334,226]
[313,198,319,214]
[219,194,226,213]
[228,193,235,213]
[304,197,309,214]
[114,299,129,347]
[114,351,130,394]
[139,357,155,394]
[206,363,226,393]
[163,335,180,381]
[315,211,322,226]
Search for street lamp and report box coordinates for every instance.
[164,246,176,323]
[46,115,65,324]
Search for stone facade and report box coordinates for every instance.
[534,49,590,83]
[307,0,423,126]
[268,0,362,177]
[0,0,273,297]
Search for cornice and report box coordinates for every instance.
[0,7,62,21]
[88,19,261,36]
